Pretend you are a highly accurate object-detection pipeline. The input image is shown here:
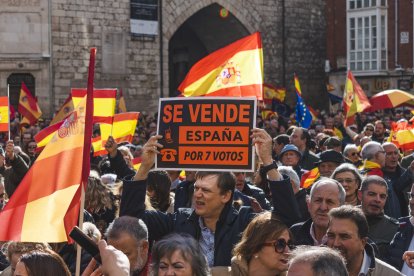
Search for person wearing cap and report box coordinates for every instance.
[289,127,320,170]
[323,137,342,153]
[279,144,305,179]
[315,150,345,178]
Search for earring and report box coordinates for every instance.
[254,255,259,259]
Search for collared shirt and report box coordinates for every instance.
[401,234,414,276]
[199,217,215,267]
[309,222,328,245]
[358,250,371,276]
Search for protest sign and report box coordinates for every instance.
[156,97,256,171]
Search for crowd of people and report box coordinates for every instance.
[0,107,414,275]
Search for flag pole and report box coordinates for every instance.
[75,48,96,276]
[7,85,10,141]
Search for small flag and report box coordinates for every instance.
[178,32,263,99]
[132,157,142,171]
[263,84,286,103]
[294,74,312,128]
[71,89,116,124]
[18,82,42,126]
[300,167,320,189]
[0,97,9,132]
[389,121,414,151]
[343,70,371,126]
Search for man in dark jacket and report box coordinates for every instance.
[119,129,301,267]
[387,183,414,273]
[289,127,320,170]
[358,175,399,260]
[290,178,346,246]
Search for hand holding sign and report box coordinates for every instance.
[134,135,163,181]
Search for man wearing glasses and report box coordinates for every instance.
[358,175,398,260]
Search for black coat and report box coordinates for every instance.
[290,219,314,246]
[386,216,414,270]
[120,174,301,266]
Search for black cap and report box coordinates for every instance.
[315,150,344,165]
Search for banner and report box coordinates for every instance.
[156,97,257,171]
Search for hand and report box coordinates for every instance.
[250,128,273,165]
[134,135,163,181]
[82,240,130,276]
[105,136,118,158]
[0,155,5,167]
[5,141,14,161]
[403,251,414,269]
[249,197,263,213]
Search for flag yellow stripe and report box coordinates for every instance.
[21,185,80,242]
[0,106,9,123]
[182,49,263,97]
[100,119,137,141]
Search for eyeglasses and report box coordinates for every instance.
[366,128,374,131]
[407,192,414,199]
[349,152,358,156]
[336,178,356,184]
[262,239,295,253]
[28,146,36,149]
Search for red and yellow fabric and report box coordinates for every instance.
[92,112,140,157]
[50,95,74,125]
[118,90,127,113]
[361,160,383,177]
[367,89,414,112]
[263,84,285,103]
[71,88,116,124]
[261,109,277,120]
[389,121,414,152]
[343,71,371,126]
[34,121,65,153]
[300,167,320,189]
[18,82,42,126]
[0,97,9,132]
[0,97,88,242]
[178,32,263,99]
[132,157,142,171]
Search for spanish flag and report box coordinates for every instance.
[132,157,141,171]
[118,89,127,113]
[0,97,9,132]
[50,95,74,125]
[178,32,263,99]
[92,112,140,156]
[389,121,414,151]
[263,84,286,103]
[18,82,42,126]
[343,71,371,126]
[34,120,65,153]
[71,88,116,124]
[300,167,320,189]
[0,48,96,242]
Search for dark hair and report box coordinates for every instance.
[19,250,71,276]
[151,233,209,276]
[329,205,369,238]
[233,212,290,263]
[274,134,290,146]
[299,127,313,148]
[195,171,235,195]
[360,175,388,193]
[147,170,172,212]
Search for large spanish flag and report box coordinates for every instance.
[0,48,96,242]
[71,88,116,124]
[0,97,9,132]
[178,32,263,99]
[34,120,65,153]
[92,112,140,156]
[50,95,74,125]
[343,71,371,126]
[18,82,42,126]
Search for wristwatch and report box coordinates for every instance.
[261,160,278,175]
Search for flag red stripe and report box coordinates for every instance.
[93,116,113,124]
[178,33,262,91]
[113,112,139,122]
[0,123,8,132]
[0,204,26,241]
[71,89,116,98]
[0,97,8,106]
[19,106,38,125]
[21,82,39,111]
[182,83,263,98]
[34,121,64,144]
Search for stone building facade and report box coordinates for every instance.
[0,0,327,118]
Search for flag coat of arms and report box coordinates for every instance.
[343,70,371,126]
[178,32,263,99]
[18,82,42,126]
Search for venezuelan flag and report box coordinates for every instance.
[178,32,263,99]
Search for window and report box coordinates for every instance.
[347,0,387,72]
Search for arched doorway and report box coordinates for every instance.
[168,3,249,97]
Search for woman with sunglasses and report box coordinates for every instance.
[231,212,293,276]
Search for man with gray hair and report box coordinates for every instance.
[278,166,310,221]
[287,246,348,276]
[290,178,346,246]
[106,216,149,276]
[343,143,362,167]
[360,141,386,177]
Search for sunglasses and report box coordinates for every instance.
[350,152,358,156]
[263,239,295,253]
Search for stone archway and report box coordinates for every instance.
[163,1,262,97]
